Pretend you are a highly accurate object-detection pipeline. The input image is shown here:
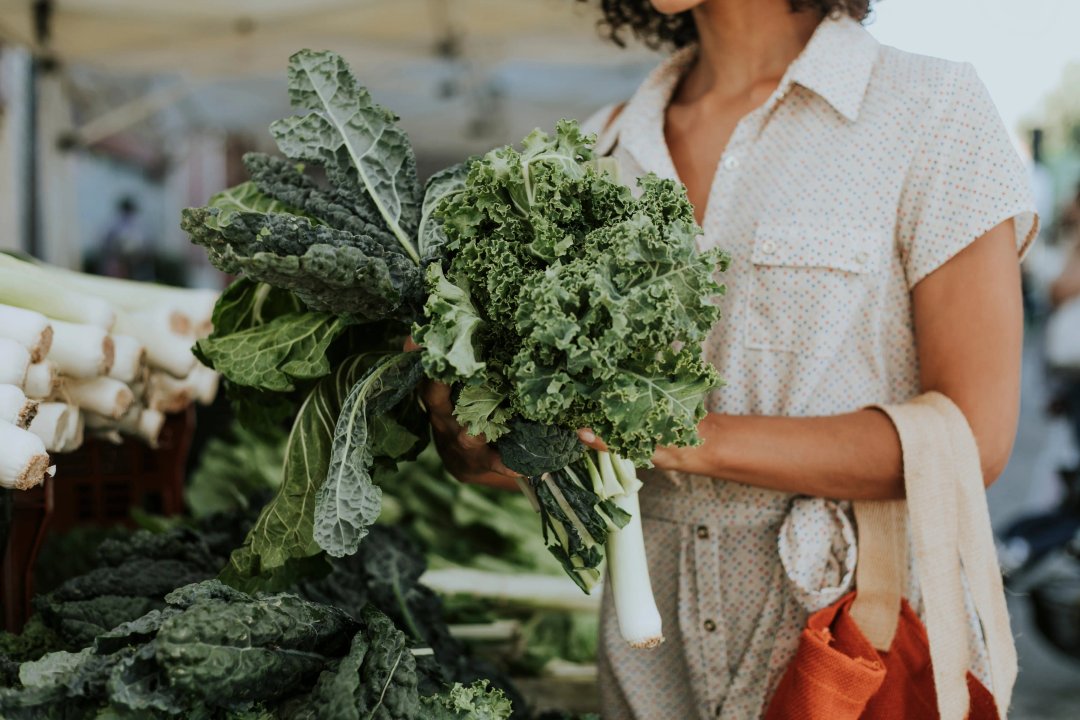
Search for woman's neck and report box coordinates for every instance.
[679,0,823,104]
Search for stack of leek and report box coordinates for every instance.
[0,254,221,489]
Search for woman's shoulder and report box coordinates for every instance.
[870,44,989,118]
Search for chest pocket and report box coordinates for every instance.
[745,225,884,359]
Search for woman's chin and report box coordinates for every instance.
[650,0,705,15]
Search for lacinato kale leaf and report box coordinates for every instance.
[182,50,426,322]
[314,351,424,557]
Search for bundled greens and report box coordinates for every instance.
[183,49,727,650]
[0,580,511,719]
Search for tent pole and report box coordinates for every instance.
[20,52,38,257]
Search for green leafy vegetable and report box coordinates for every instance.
[315,352,424,557]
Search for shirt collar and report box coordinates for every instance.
[787,15,880,122]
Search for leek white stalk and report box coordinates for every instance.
[48,320,115,378]
[147,371,192,413]
[60,409,85,452]
[0,304,53,362]
[27,402,74,452]
[91,429,124,444]
[0,384,37,428]
[0,263,115,329]
[86,405,165,447]
[107,334,146,384]
[0,337,32,386]
[604,452,663,649]
[22,361,60,399]
[0,419,53,489]
[187,364,220,405]
[67,376,134,419]
[114,308,197,378]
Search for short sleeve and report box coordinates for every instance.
[896,62,1038,289]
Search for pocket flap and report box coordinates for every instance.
[751,226,882,274]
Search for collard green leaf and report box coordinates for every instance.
[196,312,351,392]
[271,49,422,263]
[314,352,423,557]
[204,277,303,338]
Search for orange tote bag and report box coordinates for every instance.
[765,394,1017,720]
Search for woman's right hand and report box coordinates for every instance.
[420,379,522,491]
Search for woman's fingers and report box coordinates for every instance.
[578,427,609,452]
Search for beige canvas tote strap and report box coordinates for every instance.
[852,392,1015,720]
[850,500,907,649]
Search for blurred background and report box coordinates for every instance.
[1,0,1080,717]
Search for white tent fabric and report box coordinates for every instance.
[0,0,657,155]
[0,0,646,77]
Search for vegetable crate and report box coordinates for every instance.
[1,407,195,632]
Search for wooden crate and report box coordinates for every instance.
[0,408,194,633]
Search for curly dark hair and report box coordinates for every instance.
[580,0,872,50]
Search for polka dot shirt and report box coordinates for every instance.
[583,15,1037,720]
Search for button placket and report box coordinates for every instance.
[691,514,727,710]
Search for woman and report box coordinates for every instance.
[423,0,1037,717]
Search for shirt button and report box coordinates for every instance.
[696,525,709,539]
[722,155,739,171]
[855,251,869,265]
[703,618,717,632]
[760,240,777,255]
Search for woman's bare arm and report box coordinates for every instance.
[585,219,1024,500]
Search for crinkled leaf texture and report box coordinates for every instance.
[314,351,424,557]
[419,680,513,720]
[196,311,351,392]
[422,120,729,465]
[496,419,583,478]
[151,582,357,708]
[181,49,426,322]
[221,354,386,587]
[272,49,421,259]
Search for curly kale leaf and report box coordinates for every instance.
[414,264,486,383]
[422,121,728,465]
[418,680,513,720]
[419,160,470,262]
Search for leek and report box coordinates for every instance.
[0,337,32,387]
[0,264,115,329]
[22,361,60,399]
[0,304,53,362]
[114,308,197,378]
[108,334,146,384]
[27,402,74,452]
[67,376,134,419]
[48,320,114,378]
[0,419,53,489]
[0,384,38,429]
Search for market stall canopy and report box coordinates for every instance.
[0,0,656,155]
